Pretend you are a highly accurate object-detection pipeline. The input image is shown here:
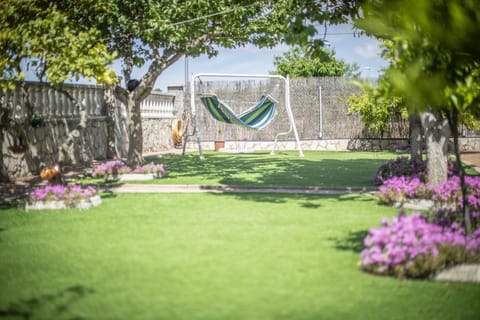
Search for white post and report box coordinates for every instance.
[319,86,323,139]
[190,74,204,159]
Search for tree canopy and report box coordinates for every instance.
[273,45,360,78]
[355,0,480,117]
[0,0,117,88]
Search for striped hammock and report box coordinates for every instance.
[200,94,278,130]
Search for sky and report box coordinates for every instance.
[147,23,389,92]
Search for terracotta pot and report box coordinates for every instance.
[214,140,225,151]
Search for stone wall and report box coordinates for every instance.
[142,118,177,153]
[2,117,108,177]
[184,137,480,155]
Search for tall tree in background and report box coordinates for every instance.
[273,45,360,78]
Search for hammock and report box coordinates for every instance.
[200,94,278,130]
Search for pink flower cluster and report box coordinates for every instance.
[378,176,426,203]
[29,184,97,203]
[361,213,480,277]
[431,175,480,209]
[132,162,168,177]
[92,160,131,177]
[378,175,480,228]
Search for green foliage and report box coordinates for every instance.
[355,0,480,118]
[273,45,360,78]
[346,78,406,133]
[91,0,302,73]
[0,0,117,89]
[283,0,361,46]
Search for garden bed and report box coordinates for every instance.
[104,173,162,182]
[25,195,102,210]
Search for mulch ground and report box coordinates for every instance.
[0,163,94,204]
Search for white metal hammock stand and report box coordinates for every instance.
[183,73,304,159]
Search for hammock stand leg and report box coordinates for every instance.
[271,75,304,157]
[188,78,204,159]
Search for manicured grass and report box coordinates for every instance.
[130,150,399,187]
[1,193,479,319]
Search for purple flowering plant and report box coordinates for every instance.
[29,184,97,205]
[378,176,427,204]
[371,157,427,185]
[371,156,459,185]
[92,160,131,178]
[132,162,168,177]
[92,160,167,180]
[361,213,480,278]
[365,157,480,278]
[378,175,480,230]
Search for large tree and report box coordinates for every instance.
[354,0,480,234]
[92,0,362,166]
[77,0,302,165]
[83,0,362,165]
[3,0,361,168]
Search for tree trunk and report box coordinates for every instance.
[126,95,144,166]
[446,109,472,235]
[104,85,119,159]
[409,112,423,161]
[420,110,450,186]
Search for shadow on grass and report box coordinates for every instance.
[0,285,94,320]
[99,190,118,199]
[332,229,370,253]
[209,192,378,207]
[157,151,391,188]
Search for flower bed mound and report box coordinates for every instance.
[361,213,480,279]
[26,184,101,210]
[92,160,167,181]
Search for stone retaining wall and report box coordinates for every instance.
[184,137,480,154]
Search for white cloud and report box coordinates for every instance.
[354,41,381,59]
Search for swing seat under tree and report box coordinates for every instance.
[184,73,304,159]
[199,93,278,130]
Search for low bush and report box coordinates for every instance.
[371,156,459,185]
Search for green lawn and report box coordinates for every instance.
[125,150,399,187]
[1,193,479,320]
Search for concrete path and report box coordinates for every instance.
[105,184,377,195]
